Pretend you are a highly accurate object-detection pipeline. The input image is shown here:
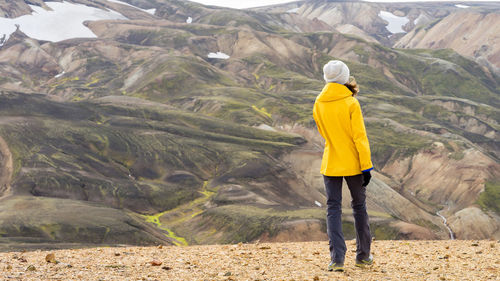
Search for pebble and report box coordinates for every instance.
[150,260,162,266]
[45,253,57,264]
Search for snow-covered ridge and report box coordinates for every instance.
[0,1,127,43]
[455,4,470,9]
[378,11,409,34]
[107,0,156,15]
[414,13,428,26]
[208,52,230,59]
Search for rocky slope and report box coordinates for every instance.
[0,0,499,248]
[256,0,500,73]
[0,241,498,280]
[395,8,500,74]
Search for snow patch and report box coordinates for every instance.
[414,13,428,26]
[0,33,6,47]
[256,124,276,132]
[107,0,155,15]
[55,71,66,78]
[208,52,230,59]
[0,1,127,43]
[186,17,193,24]
[287,8,299,14]
[455,4,470,9]
[315,201,322,207]
[378,11,409,34]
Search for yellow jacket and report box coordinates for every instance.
[313,83,373,176]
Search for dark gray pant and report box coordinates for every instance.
[324,174,371,263]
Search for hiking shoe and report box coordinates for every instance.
[355,255,373,268]
[328,261,344,272]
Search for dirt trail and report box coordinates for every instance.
[0,135,14,200]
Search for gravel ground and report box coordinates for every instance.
[0,240,498,280]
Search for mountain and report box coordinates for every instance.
[0,0,499,249]
[255,0,500,74]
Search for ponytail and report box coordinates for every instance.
[345,76,359,96]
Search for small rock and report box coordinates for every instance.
[471,243,479,247]
[114,253,121,256]
[6,264,12,270]
[433,266,439,270]
[45,253,57,264]
[162,266,172,270]
[158,245,163,249]
[313,252,320,255]
[438,254,450,260]
[150,260,162,266]
[224,272,232,276]
[313,276,320,281]
[26,265,36,271]
[259,246,271,250]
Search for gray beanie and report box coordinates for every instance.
[323,60,350,84]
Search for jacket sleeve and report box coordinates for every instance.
[313,102,326,140]
[350,99,373,172]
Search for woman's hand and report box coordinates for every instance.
[362,171,372,187]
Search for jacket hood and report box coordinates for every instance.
[316,83,353,102]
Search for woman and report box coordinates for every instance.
[313,60,374,272]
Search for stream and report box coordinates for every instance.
[436,210,455,240]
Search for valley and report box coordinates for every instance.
[0,0,498,249]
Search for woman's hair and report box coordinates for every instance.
[345,76,359,96]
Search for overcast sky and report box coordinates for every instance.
[188,0,499,9]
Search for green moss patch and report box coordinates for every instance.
[477,181,500,215]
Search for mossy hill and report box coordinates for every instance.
[0,0,499,249]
